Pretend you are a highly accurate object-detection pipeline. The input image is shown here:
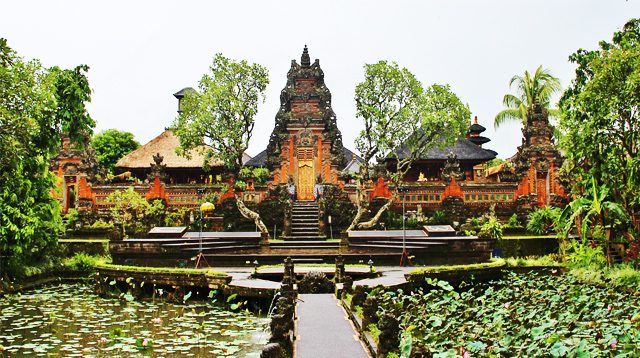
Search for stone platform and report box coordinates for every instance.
[109,228,495,267]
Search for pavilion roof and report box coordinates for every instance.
[391,137,497,162]
[116,130,230,169]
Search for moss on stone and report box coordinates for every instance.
[95,263,228,277]
[407,258,505,277]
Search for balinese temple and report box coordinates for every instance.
[245,46,362,200]
[51,46,567,219]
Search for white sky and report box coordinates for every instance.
[2,1,638,158]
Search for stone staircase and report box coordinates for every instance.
[284,200,326,241]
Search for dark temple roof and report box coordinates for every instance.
[173,87,196,99]
[468,116,487,134]
[246,147,363,169]
[391,138,497,162]
[245,149,268,167]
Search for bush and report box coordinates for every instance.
[89,219,114,230]
[429,210,447,225]
[478,217,504,239]
[526,206,562,235]
[63,253,103,271]
[566,240,606,269]
[506,213,521,228]
[64,208,79,229]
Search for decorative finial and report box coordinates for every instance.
[301,45,310,67]
[474,116,478,124]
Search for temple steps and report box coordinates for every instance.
[270,240,339,249]
[287,200,324,240]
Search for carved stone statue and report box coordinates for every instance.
[148,152,167,181]
[441,152,465,182]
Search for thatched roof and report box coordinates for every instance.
[116,130,225,169]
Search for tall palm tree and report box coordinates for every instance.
[494,66,561,128]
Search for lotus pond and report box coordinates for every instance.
[373,270,640,357]
[0,283,268,357]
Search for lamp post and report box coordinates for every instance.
[195,188,214,269]
[328,215,333,240]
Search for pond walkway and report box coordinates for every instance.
[295,293,369,358]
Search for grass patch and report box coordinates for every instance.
[59,238,109,243]
[502,235,557,239]
[63,253,111,271]
[504,254,563,267]
[95,263,228,278]
[407,258,505,276]
[570,264,640,291]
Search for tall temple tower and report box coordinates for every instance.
[264,46,346,200]
[514,103,566,207]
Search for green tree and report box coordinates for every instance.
[107,187,168,238]
[559,18,640,226]
[0,39,94,278]
[92,129,140,173]
[49,65,95,147]
[560,178,627,264]
[494,66,561,128]
[348,61,469,230]
[172,53,270,234]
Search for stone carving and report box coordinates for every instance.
[297,128,314,147]
[297,271,334,294]
[441,152,465,182]
[148,152,167,181]
[362,296,379,328]
[377,313,400,358]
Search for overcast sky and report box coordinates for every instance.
[2,1,638,158]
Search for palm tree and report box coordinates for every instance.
[494,66,561,128]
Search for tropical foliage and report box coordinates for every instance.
[494,66,561,128]
[526,206,562,235]
[92,129,140,174]
[348,60,469,230]
[559,18,640,228]
[107,188,165,238]
[368,272,640,357]
[560,178,628,263]
[0,39,94,279]
[173,53,270,234]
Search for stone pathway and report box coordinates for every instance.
[354,266,414,288]
[295,293,369,358]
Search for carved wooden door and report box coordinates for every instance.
[297,147,315,200]
[536,172,548,207]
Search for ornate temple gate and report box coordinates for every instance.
[64,176,77,213]
[297,147,315,200]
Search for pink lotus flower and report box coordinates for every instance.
[152,317,162,324]
[142,339,149,347]
[463,351,471,358]
[610,341,617,349]
[99,337,108,345]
